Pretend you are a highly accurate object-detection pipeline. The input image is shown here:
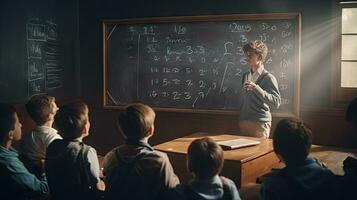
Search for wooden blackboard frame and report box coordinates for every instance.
[102,13,301,117]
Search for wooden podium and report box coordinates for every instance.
[154,132,280,188]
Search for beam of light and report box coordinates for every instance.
[299,17,340,105]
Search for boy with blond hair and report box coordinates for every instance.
[104,103,179,200]
[240,40,281,138]
[20,94,61,177]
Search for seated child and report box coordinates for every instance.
[104,103,179,200]
[260,118,336,200]
[167,137,241,200]
[0,103,49,200]
[20,94,61,177]
[45,101,104,200]
[333,97,357,199]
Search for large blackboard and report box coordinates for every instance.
[103,13,300,116]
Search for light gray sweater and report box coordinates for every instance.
[240,71,281,122]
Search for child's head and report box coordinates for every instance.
[118,103,155,141]
[54,101,89,140]
[346,97,357,133]
[243,40,268,62]
[187,137,224,179]
[0,103,22,144]
[273,118,312,166]
[26,95,57,125]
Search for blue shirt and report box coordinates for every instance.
[0,146,49,200]
[168,175,241,200]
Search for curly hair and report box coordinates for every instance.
[243,40,268,62]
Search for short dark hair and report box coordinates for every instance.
[273,118,312,166]
[187,137,224,179]
[26,95,55,125]
[54,101,88,140]
[0,103,16,142]
[346,97,357,126]
[118,103,155,140]
[243,40,268,62]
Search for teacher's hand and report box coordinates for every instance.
[244,81,256,91]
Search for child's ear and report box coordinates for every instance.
[46,113,53,121]
[81,121,90,136]
[145,127,154,137]
[7,130,14,140]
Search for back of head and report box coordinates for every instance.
[273,118,312,166]
[187,137,224,179]
[0,103,16,142]
[118,103,155,140]
[54,101,88,140]
[26,94,56,125]
[243,40,268,62]
[346,97,357,128]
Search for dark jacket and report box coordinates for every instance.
[45,139,98,200]
[260,157,336,200]
[333,156,357,200]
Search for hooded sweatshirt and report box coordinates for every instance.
[260,157,336,200]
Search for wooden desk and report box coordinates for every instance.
[154,132,280,188]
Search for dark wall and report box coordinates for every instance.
[0,0,79,103]
[77,0,350,155]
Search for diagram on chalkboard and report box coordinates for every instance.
[27,17,63,98]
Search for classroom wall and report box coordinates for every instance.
[75,0,357,155]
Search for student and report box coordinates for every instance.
[260,118,336,200]
[332,97,357,199]
[0,103,49,200]
[20,94,61,178]
[239,40,281,138]
[103,103,179,200]
[45,101,104,200]
[167,137,241,200]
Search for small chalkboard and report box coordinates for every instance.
[103,13,300,116]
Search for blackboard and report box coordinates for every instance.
[103,13,300,116]
[0,0,77,104]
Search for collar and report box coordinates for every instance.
[0,146,18,156]
[250,64,264,74]
[62,137,83,143]
[192,175,220,184]
[125,139,154,151]
[256,64,265,75]
[284,157,315,169]
[36,125,57,133]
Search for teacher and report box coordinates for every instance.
[239,40,281,138]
